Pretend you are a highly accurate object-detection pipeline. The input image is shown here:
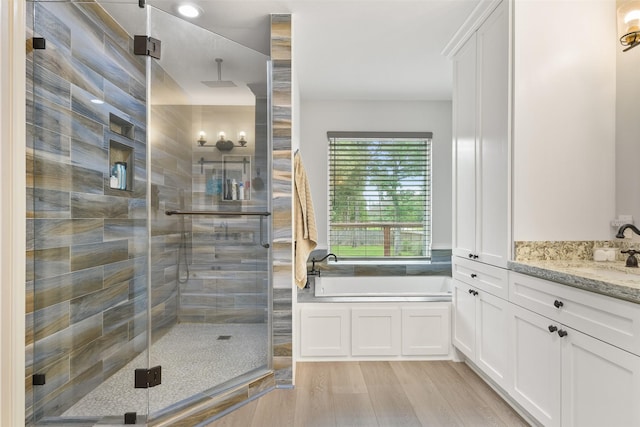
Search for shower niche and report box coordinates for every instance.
[221,155,251,201]
[108,140,134,191]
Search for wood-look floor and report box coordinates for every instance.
[206,361,530,427]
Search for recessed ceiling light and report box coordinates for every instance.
[178,4,201,18]
[90,99,104,104]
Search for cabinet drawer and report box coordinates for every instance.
[453,257,508,299]
[509,272,640,356]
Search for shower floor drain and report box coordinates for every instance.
[217,335,232,340]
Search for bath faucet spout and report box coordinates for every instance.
[616,224,640,239]
[309,253,338,277]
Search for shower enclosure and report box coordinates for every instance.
[26,1,272,424]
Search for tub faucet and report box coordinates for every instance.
[616,224,640,239]
[310,253,338,277]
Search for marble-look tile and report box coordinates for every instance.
[31,188,71,219]
[103,294,146,334]
[33,313,102,369]
[33,219,103,250]
[29,123,71,161]
[33,267,103,311]
[70,240,128,272]
[34,247,70,281]
[248,372,276,398]
[33,61,71,110]
[34,301,70,342]
[33,154,72,193]
[34,95,103,147]
[71,192,130,219]
[70,281,129,324]
[34,3,72,53]
[70,137,108,173]
[32,355,71,411]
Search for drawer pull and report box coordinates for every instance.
[557,329,568,338]
[548,325,558,333]
[470,273,477,278]
[553,300,564,309]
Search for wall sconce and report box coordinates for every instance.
[197,131,207,146]
[197,130,249,151]
[618,1,640,51]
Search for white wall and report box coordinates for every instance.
[299,100,452,250]
[513,0,617,241]
[616,19,640,229]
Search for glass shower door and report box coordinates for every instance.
[27,1,151,424]
[145,6,272,416]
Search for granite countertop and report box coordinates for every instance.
[508,260,640,304]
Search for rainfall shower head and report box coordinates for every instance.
[201,58,237,88]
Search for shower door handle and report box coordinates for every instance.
[259,215,270,248]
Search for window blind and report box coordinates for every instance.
[328,132,432,259]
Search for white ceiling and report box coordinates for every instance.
[102,0,479,103]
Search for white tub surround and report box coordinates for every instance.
[314,276,451,299]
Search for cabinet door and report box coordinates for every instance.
[351,307,400,356]
[452,32,477,260]
[562,329,640,427]
[475,290,509,388]
[300,307,349,357]
[509,304,561,427]
[401,305,450,356]
[476,0,509,267]
[452,280,476,360]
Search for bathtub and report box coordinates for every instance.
[312,275,452,302]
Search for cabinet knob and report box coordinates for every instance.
[557,329,568,338]
[553,300,564,309]
[472,290,479,296]
[473,254,479,259]
[468,253,474,258]
[468,289,474,294]
[470,273,477,278]
[548,325,558,333]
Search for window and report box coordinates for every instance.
[328,131,432,260]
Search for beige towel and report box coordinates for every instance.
[294,151,318,288]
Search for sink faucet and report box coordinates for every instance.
[309,253,338,277]
[616,224,640,239]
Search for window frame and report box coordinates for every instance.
[327,131,433,262]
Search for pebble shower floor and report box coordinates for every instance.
[62,323,268,417]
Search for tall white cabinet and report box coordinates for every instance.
[451,0,509,268]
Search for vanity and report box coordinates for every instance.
[453,255,640,427]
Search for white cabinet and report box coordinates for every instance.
[300,307,349,357]
[510,303,562,427]
[452,0,509,268]
[453,278,510,389]
[561,327,640,427]
[401,306,451,356]
[298,303,450,359]
[508,273,640,427]
[509,302,640,427]
[351,307,400,356]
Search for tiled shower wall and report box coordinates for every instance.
[271,14,294,386]
[24,2,167,421]
[182,105,269,324]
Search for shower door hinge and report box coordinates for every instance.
[32,37,46,50]
[32,373,46,386]
[134,365,162,388]
[133,35,161,60]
